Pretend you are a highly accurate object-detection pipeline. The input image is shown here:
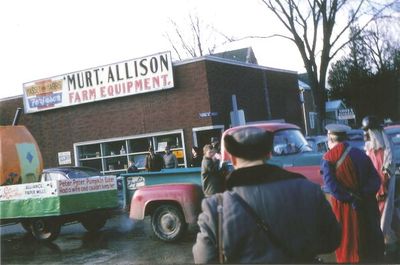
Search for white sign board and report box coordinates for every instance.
[58,151,71,165]
[58,176,117,195]
[337,108,355,120]
[0,181,58,201]
[23,51,174,113]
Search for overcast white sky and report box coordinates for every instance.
[0,0,306,99]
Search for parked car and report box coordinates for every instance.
[222,123,323,184]
[306,135,328,153]
[347,129,365,150]
[306,128,365,153]
[40,166,103,181]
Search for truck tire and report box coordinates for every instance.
[30,218,61,241]
[81,215,107,232]
[151,204,187,242]
[21,220,32,233]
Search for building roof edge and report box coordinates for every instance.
[173,55,297,74]
[0,94,23,102]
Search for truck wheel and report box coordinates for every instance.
[151,204,187,242]
[30,218,61,241]
[21,220,32,233]
[81,215,107,232]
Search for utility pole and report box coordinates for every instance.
[299,89,308,136]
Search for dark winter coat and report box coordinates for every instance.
[193,164,341,263]
[145,153,164,171]
[201,157,224,196]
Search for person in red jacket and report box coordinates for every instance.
[321,123,384,263]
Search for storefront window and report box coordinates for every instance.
[75,130,185,174]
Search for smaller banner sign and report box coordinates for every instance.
[199,112,218,118]
[58,151,72,165]
[0,181,58,201]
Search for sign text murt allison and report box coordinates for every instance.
[22,51,174,113]
[66,53,172,103]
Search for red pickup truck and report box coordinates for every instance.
[123,122,323,242]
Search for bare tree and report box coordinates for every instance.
[257,0,398,132]
[362,19,400,72]
[164,13,233,61]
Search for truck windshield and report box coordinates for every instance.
[273,129,312,156]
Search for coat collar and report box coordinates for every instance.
[225,164,304,190]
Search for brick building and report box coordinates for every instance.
[0,53,302,174]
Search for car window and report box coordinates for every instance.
[67,168,101,179]
[387,133,400,145]
[273,129,312,156]
[317,142,328,152]
[45,172,67,181]
[68,170,95,179]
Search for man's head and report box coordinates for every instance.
[210,137,219,146]
[361,115,381,131]
[223,126,273,168]
[325,124,351,149]
[165,145,171,153]
[203,144,216,159]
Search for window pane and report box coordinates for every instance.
[154,133,182,151]
[129,154,147,169]
[103,141,126,156]
[129,138,151,153]
[78,144,101,158]
[104,156,128,171]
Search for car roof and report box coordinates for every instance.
[221,122,300,161]
[42,166,100,174]
[384,125,400,133]
[223,122,300,136]
[347,129,363,135]
[306,135,327,141]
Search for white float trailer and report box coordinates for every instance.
[0,175,119,241]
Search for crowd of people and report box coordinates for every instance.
[123,117,399,263]
[192,116,399,264]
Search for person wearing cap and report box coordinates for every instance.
[193,126,340,263]
[321,123,384,263]
[362,115,399,259]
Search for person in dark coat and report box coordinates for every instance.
[127,160,139,173]
[145,147,164,171]
[201,144,224,196]
[321,123,384,263]
[190,146,203,167]
[193,126,341,263]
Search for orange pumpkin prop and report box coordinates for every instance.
[0,125,43,185]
